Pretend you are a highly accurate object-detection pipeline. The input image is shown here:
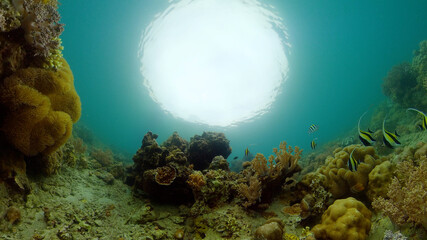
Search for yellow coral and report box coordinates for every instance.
[366,161,396,201]
[0,58,81,156]
[316,145,382,198]
[312,197,372,240]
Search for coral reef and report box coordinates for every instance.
[313,145,383,198]
[188,132,232,170]
[382,41,427,108]
[238,175,262,208]
[208,155,230,171]
[189,169,239,215]
[238,141,302,207]
[0,0,65,72]
[383,230,408,240]
[0,58,81,157]
[129,131,235,204]
[154,166,177,185]
[312,197,372,240]
[366,161,396,201]
[161,131,188,152]
[130,132,193,203]
[372,154,427,229]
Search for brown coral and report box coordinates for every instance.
[155,166,177,185]
[21,0,64,58]
[5,206,21,224]
[372,156,427,229]
[187,171,206,192]
[239,141,302,207]
[0,58,81,156]
[238,176,262,208]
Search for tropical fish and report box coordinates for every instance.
[233,156,238,160]
[244,147,249,156]
[308,124,318,134]
[382,118,401,149]
[311,138,317,150]
[348,147,360,172]
[358,112,376,146]
[407,108,427,130]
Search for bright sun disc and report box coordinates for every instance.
[139,0,289,126]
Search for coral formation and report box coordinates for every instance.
[0,0,65,71]
[208,155,230,171]
[154,166,177,185]
[238,175,262,208]
[161,131,188,152]
[372,155,427,229]
[366,160,396,201]
[383,230,408,240]
[313,145,383,198]
[312,197,372,240]
[0,58,81,156]
[382,41,427,108]
[238,141,302,207]
[188,132,232,170]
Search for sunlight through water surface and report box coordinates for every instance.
[139,0,289,126]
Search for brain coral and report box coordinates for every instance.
[0,58,81,156]
[312,197,372,240]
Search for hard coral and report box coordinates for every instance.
[188,132,232,170]
[372,156,427,229]
[312,197,372,240]
[315,145,382,198]
[0,58,81,156]
[154,166,176,185]
[366,161,396,201]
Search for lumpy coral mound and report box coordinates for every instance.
[0,58,81,156]
[312,197,372,240]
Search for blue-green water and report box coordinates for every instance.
[60,0,427,160]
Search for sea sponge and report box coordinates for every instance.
[316,145,382,198]
[366,161,396,201]
[312,197,372,240]
[0,58,81,156]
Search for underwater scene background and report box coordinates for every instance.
[0,0,426,239]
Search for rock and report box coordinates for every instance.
[254,222,283,240]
